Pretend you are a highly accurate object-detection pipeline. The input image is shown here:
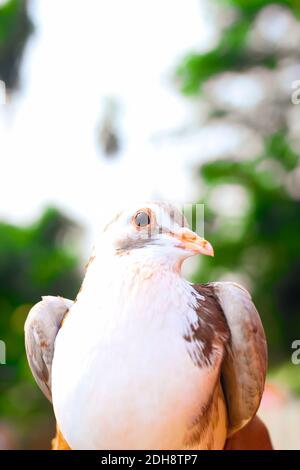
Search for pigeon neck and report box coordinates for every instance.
[79,249,185,307]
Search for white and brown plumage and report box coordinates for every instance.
[25,201,268,450]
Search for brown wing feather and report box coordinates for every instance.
[184,284,230,368]
[191,282,267,438]
[210,282,267,436]
[183,284,230,448]
[24,296,73,401]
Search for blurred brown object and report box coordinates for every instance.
[99,117,119,157]
[0,421,18,450]
[225,416,273,450]
[97,97,120,157]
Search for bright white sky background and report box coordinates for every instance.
[0,0,216,252]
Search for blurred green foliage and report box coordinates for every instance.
[177,0,300,363]
[177,1,299,94]
[0,0,299,448]
[0,209,81,448]
[0,0,33,91]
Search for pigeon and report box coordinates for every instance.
[25,201,268,450]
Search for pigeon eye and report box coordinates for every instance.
[134,211,151,228]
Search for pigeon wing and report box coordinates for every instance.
[24,296,73,402]
[211,282,267,436]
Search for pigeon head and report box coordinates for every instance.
[100,202,214,263]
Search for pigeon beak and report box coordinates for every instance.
[172,228,214,257]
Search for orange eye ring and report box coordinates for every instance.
[132,208,155,231]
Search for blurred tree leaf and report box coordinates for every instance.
[0,208,82,448]
[0,0,33,91]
